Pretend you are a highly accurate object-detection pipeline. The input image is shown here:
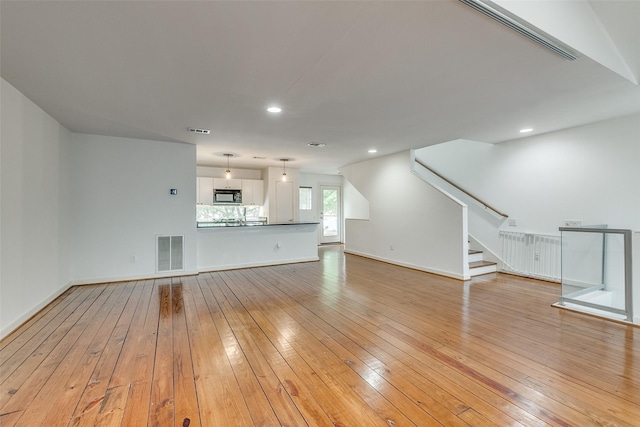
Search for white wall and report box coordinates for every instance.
[418,113,640,239]
[344,179,369,220]
[197,224,319,271]
[1,78,72,337]
[341,151,468,280]
[69,134,197,284]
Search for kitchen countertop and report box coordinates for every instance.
[197,221,319,229]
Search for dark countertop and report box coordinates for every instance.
[197,221,319,229]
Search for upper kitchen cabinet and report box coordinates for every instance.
[242,179,264,206]
[197,177,214,205]
[213,178,242,190]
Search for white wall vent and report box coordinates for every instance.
[157,235,184,272]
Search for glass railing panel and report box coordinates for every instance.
[559,226,632,322]
[603,233,627,311]
[561,231,604,299]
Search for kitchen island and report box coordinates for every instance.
[197,222,320,272]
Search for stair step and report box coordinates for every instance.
[469,260,497,277]
[469,260,496,268]
[468,249,484,263]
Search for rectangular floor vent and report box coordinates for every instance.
[157,235,184,272]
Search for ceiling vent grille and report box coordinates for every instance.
[459,0,578,61]
[188,127,211,135]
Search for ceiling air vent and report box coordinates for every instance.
[188,127,211,135]
[459,0,578,61]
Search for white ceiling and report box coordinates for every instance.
[2,0,639,174]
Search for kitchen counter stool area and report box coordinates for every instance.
[197,222,320,272]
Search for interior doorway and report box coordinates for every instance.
[320,185,341,244]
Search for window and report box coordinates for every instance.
[299,186,312,210]
[196,205,262,222]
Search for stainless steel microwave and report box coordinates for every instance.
[213,189,242,205]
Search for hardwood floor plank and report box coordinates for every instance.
[0,285,109,414]
[171,280,201,427]
[220,270,414,427]
[93,384,130,427]
[149,281,176,426]
[186,275,254,426]
[0,286,101,386]
[68,281,147,426]
[266,262,541,426]
[2,284,117,426]
[117,280,161,427]
[236,268,450,426]
[1,246,638,426]
[37,281,136,426]
[205,274,335,426]
[253,267,470,419]
[211,272,365,427]
[0,409,22,425]
[202,276,297,427]
[282,254,640,424]
[0,287,76,355]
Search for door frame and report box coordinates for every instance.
[319,184,342,244]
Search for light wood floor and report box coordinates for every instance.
[1,246,639,426]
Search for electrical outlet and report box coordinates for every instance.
[390,244,394,251]
[534,253,540,261]
[508,219,517,226]
[130,255,136,263]
[564,220,582,226]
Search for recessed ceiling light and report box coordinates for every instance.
[307,142,326,148]
[368,149,377,153]
[520,128,533,133]
[267,106,282,113]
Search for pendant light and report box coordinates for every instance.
[224,153,232,179]
[281,158,288,181]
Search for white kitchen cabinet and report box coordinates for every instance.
[242,179,264,206]
[213,178,242,190]
[197,177,214,205]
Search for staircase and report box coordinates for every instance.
[469,249,497,277]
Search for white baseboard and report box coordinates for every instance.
[198,257,319,273]
[0,281,74,340]
[70,269,200,286]
[344,249,468,281]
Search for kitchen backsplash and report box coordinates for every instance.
[196,205,263,223]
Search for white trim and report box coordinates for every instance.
[198,257,319,273]
[344,249,469,281]
[70,269,200,286]
[0,281,73,339]
[469,264,498,277]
